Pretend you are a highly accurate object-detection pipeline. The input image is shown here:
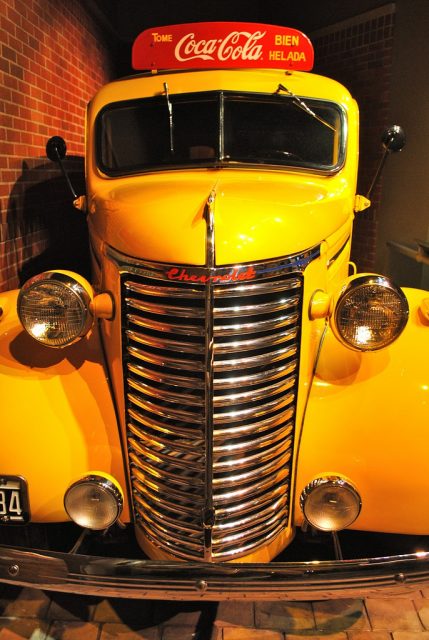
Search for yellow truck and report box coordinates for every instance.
[1,23,428,599]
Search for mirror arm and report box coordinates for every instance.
[46,136,79,200]
[365,125,406,200]
[366,148,389,200]
[54,149,78,200]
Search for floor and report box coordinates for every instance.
[1,584,429,640]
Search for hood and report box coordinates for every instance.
[89,170,354,266]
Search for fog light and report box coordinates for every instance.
[17,271,93,347]
[332,275,408,351]
[64,475,123,530]
[300,476,361,532]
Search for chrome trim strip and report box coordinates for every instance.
[129,428,202,457]
[214,344,298,371]
[127,345,205,371]
[106,245,321,279]
[213,409,295,438]
[129,439,204,474]
[214,483,288,518]
[213,375,296,407]
[213,327,298,354]
[128,408,203,439]
[133,482,203,517]
[214,468,290,504]
[126,298,205,318]
[128,393,205,424]
[128,362,205,390]
[214,312,299,336]
[214,496,287,532]
[132,467,205,504]
[127,314,205,336]
[328,236,350,268]
[1,546,429,600]
[128,378,203,406]
[126,329,205,355]
[213,278,302,297]
[213,361,297,389]
[213,297,300,317]
[213,391,295,425]
[203,190,216,561]
[125,281,204,298]
[213,439,292,472]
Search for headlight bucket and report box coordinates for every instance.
[17,271,94,348]
[300,476,361,532]
[64,475,123,531]
[331,274,408,351]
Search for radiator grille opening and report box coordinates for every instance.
[121,261,303,561]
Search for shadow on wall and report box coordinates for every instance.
[3,157,90,291]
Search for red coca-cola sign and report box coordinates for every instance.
[132,22,314,71]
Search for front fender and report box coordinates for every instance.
[295,287,429,535]
[0,290,130,522]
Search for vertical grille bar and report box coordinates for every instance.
[203,192,216,560]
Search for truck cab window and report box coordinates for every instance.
[97,91,344,175]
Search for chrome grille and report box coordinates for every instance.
[122,260,302,561]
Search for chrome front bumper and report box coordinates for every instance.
[1,546,429,600]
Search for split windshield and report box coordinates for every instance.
[97,90,344,175]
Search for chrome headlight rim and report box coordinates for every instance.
[300,476,362,532]
[332,274,409,351]
[17,271,93,348]
[64,474,123,531]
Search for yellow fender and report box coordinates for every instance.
[295,287,429,535]
[0,290,130,522]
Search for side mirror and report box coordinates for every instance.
[366,125,406,199]
[382,125,406,153]
[46,136,67,162]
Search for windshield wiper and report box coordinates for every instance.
[275,83,336,132]
[163,82,174,154]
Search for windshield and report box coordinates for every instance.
[97,91,344,176]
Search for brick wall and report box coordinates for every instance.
[0,0,115,292]
[312,4,396,272]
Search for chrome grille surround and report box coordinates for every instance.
[110,245,319,562]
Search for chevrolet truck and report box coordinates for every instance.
[0,23,428,600]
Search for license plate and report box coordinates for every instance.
[0,476,29,524]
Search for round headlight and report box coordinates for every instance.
[332,275,408,351]
[17,271,93,347]
[300,476,361,532]
[64,475,123,530]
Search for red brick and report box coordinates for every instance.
[313,599,370,632]
[100,623,160,640]
[415,599,429,630]
[255,601,315,632]
[0,617,49,639]
[215,601,255,628]
[365,598,423,632]
[47,621,101,640]
[92,598,155,625]
[223,629,283,640]
[0,587,51,619]
[393,634,429,640]
[0,0,113,291]
[348,632,391,640]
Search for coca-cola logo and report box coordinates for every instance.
[174,30,265,63]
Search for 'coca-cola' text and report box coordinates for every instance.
[174,30,265,63]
